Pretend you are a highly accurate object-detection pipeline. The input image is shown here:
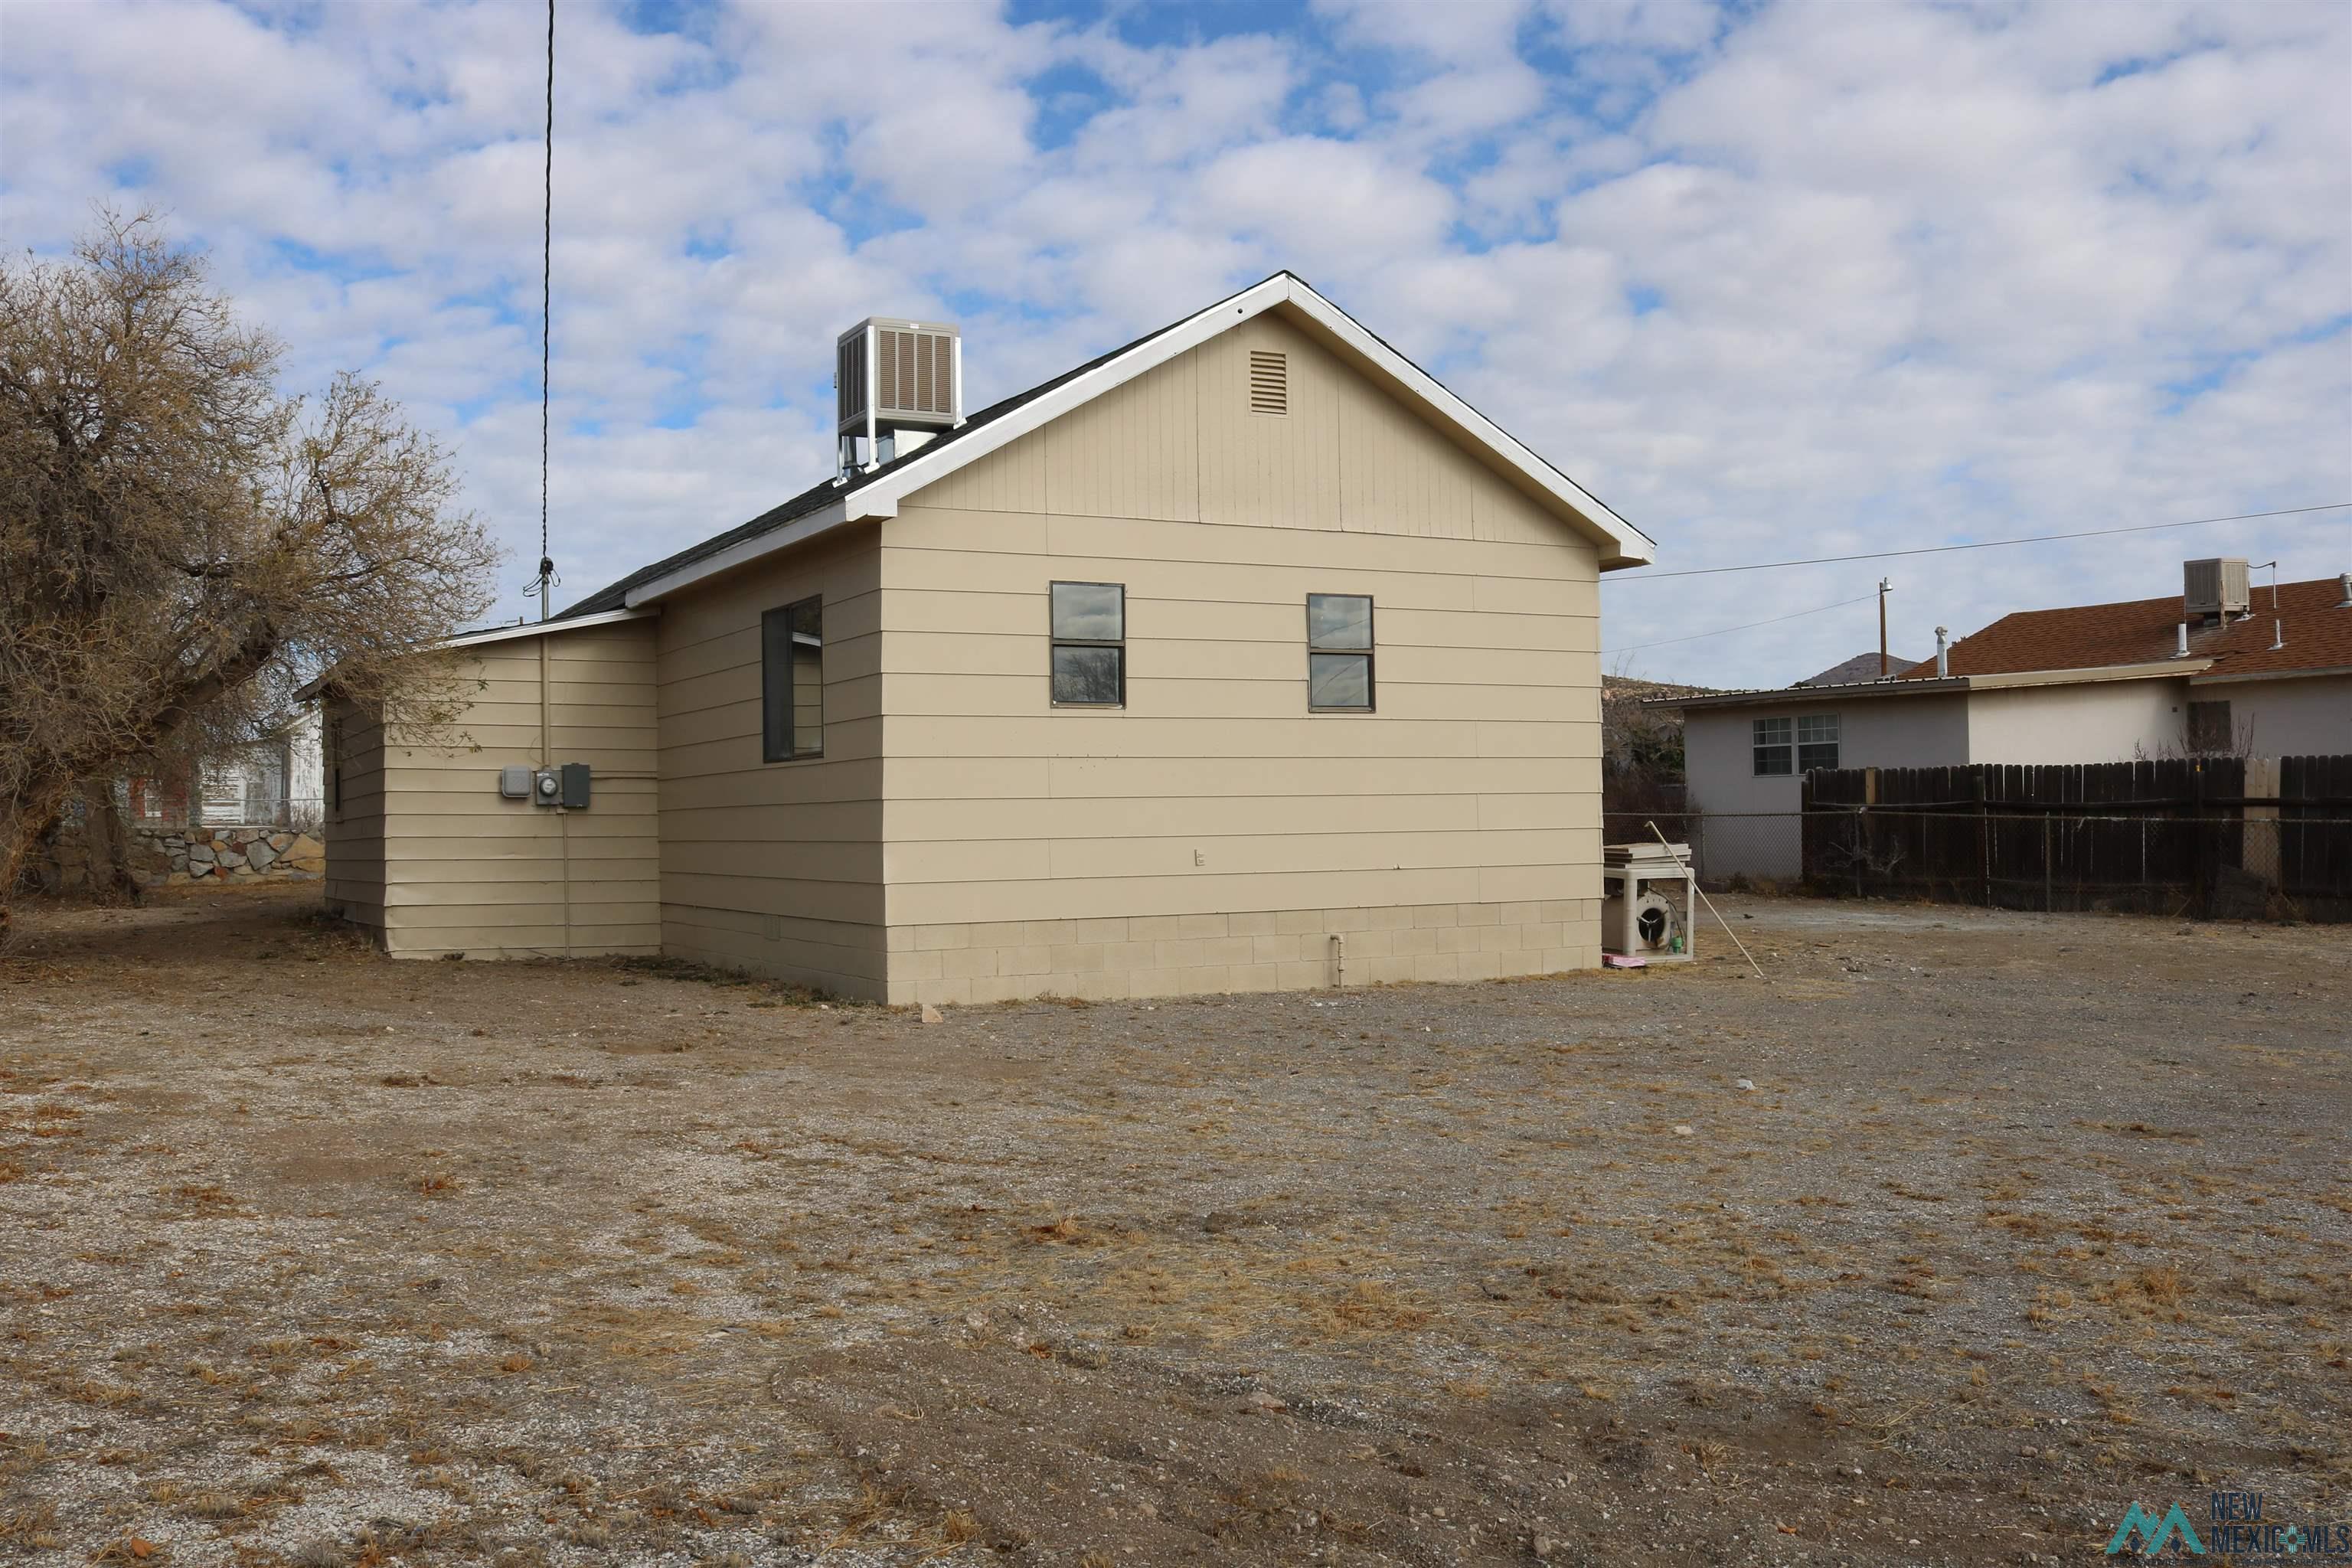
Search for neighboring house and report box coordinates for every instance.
[27,709,327,893]
[320,273,1655,1003]
[1668,560,2352,878]
[121,709,325,835]
[1797,651,1923,687]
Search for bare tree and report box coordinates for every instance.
[1,212,498,930]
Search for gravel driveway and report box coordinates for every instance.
[2,884,2344,1566]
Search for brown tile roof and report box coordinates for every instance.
[1898,576,2352,682]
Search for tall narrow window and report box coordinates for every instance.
[762,596,823,761]
[1752,717,1793,776]
[1307,593,1374,711]
[2186,700,2232,753]
[1050,582,1125,707]
[1797,713,1841,772]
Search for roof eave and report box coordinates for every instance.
[1264,277,1655,566]
[1658,658,2210,712]
[616,272,1654,609]
[1660,677,1971,711]
[438,607,659,648]
[2189,661,2352,687]
[292,608,661,702]
[1965,658,2209,691]
[622,497,854,609]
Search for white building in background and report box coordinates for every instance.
[125,707,325,830]
[1665,562,2352,880]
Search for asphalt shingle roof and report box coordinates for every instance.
[557,276,1287,619]
[1899,576,2352,681]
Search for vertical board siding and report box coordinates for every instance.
[883,307,1609,992]
[1795,757,2352,919]
[653,526,890,995]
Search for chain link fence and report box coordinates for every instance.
[1603,811,1799,889]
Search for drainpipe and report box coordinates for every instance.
[1933,626,1949,678]
[541,635,573,956]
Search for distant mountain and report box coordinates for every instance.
[1795,651,1924,687]
[1602,675,1716,703]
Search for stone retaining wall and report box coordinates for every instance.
[141,825,325,885]
[25,796,324,893]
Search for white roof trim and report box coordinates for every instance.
[2190,662,2352,687]
[1664,658,2207,712]
[1965,659,2207,691]
[1269,277,1655,567]
[291,607,660,701]
[623,498,849,609]
[619,273,1654,608]
[441,607,658,649]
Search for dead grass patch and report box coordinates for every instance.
[1308,1279,1437,1335]
[0,1501,61,1549]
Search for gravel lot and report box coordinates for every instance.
[2,884,2345,1566]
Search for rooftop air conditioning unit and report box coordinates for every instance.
[2183,557,2249,621]
[837,318,959,473]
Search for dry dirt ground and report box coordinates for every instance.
[2,885,2346,1568]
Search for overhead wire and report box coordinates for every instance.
[1602,591,1877,657]
[1604,502,2350,583]
[532,0,557,619]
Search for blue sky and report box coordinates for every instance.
[4,0,2346,684]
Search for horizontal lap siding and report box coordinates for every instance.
[375,621,661,959]
[882,311,1603,956]
[655,528,889,996]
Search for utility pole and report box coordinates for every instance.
[1878,577,1892,677]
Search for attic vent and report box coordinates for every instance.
[1247,350,1287,416]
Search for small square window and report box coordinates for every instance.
[1051,582,1125,706]
[1796,713,1840,772]
[1752,717,1793,776]
[1307,593,1374,711]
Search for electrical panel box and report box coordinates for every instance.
[499,766,533,800]
[559,763,591,809]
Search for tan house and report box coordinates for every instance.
[322,273,1655,1003]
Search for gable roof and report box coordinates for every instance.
[560,271,1654,617]
[1661,571,2352,714]
[1899,575,2352,684]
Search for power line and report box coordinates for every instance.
[1603,591,1876,657]
[534,0,556,620]
[1605,502,2350,583]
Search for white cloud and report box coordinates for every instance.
[1,0,2342,681]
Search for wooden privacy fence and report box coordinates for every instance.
[1799,756,2352,921]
